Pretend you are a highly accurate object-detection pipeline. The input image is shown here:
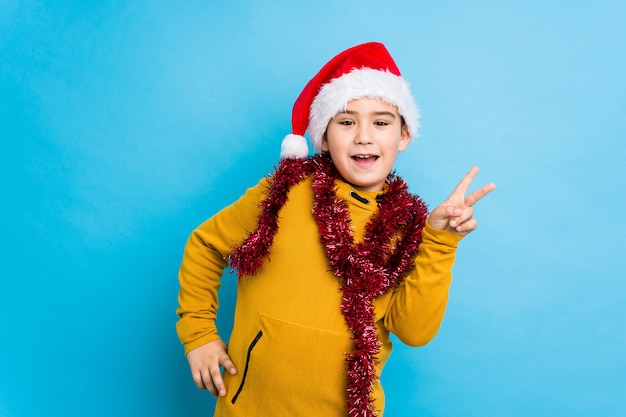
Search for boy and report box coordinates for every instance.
[176,42,495,417]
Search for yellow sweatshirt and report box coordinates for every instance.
[176,175,462,417]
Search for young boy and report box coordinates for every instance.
[176,42,495,417]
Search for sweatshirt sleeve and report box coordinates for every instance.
[175,179,268,354]
[384,221,463,347]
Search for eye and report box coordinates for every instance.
[338,120,355,126]
[374,120,390,126]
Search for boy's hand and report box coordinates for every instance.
[428,166,495,236]
[186,339,237,397]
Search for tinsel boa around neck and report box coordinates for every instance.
[229,153,429,417]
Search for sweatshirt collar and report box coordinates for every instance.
[334,178,387,210]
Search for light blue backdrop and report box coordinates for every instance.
[2,1,625,416]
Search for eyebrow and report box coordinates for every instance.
[338,110,397,119]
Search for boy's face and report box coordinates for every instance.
[321,98,410,192]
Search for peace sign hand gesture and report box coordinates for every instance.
[427,167,496,236]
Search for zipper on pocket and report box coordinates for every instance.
[231,330,263,404]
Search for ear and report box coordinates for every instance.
[398,124,411,152]
[321,133,330,152]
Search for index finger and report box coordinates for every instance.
[465,182,496,207]
[209,365,227,397]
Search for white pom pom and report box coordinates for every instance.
[280,134,309,159]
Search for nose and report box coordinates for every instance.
[354,124,374,145]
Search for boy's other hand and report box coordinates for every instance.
[186,339,237,397]
[428,166,495,236]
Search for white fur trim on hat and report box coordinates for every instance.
[280,133,309,159]
[308,68,419,153]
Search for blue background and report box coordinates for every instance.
[2,1,625,416]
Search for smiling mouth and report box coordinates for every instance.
[351,154,379,168]
[352,154,379,161]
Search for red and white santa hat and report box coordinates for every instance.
[280,42,420,159]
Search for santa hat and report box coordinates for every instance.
[280,42,420,159]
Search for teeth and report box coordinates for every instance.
[354,155,371,159]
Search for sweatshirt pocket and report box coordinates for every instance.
[230,329,263,404]
[228,314,352,413]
